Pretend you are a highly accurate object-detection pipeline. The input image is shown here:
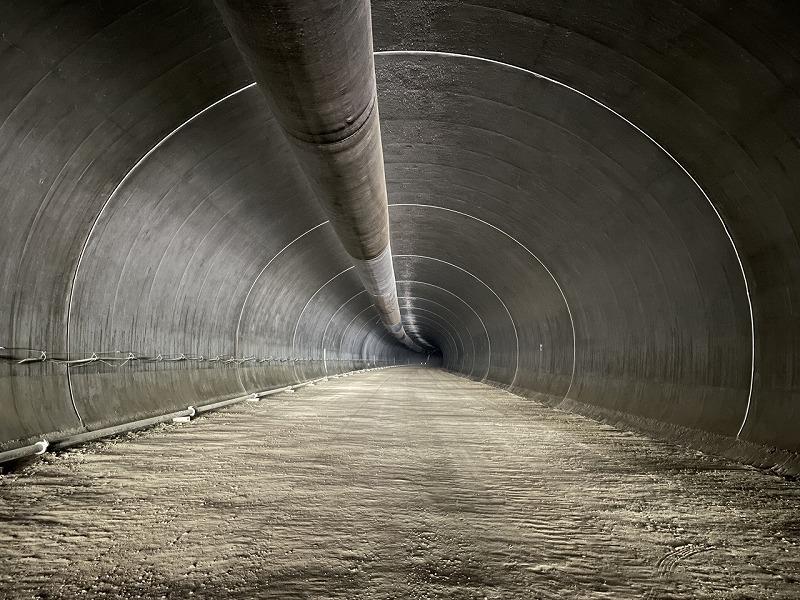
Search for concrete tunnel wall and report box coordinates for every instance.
[0,1,798,467]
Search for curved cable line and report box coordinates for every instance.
[64,83,258,426]
[350,314,425,366]
[401,314,460,365]
[403,317,460,364]
[70,49,753,437]
[397,295,474,349]
[397,279,492,380]
[290,265,355,380]
[358,319,383,366]
[233,220,330,395]
[357,318,423,366]
[400,308,465,372]
[321,290,421,369]
[391,202,575,398]
[395,254,520,387]
[364,328,393,365]
[398,297,475,376]
[320,290,369,372]
[235,220,328,355]
[353,315,387,363]
[366,307,446,364]
[380,50,755,437]
[339,305,379,360]
[364,322,435,358]
[398,303,471,375]
[361,325,424,365]
[363,327,430,366]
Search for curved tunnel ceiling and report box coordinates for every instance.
[1,1,798,468]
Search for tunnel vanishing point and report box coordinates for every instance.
[4,1,800,597]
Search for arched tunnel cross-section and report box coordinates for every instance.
[1,1,800,598]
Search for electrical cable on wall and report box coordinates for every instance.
[0,347,386,368]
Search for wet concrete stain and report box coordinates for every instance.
[1,367,799,599]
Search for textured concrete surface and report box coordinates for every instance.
[215,0,423,352]
[2,0,799,467]
[2,367,799,599]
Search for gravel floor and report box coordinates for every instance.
[1,366,799,599]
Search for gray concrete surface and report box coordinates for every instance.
[1,367,799,599]
[214,0,422,352]
[1,1,799,468]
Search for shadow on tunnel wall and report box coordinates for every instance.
[1,1,799,474]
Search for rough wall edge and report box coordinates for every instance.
[443,369,800,479]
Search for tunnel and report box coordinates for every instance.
[1,1,800,597]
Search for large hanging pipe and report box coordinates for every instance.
[214,0,422,352]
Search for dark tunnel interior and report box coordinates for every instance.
[1,0,800,476]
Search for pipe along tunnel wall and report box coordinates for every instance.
[0,1,799,472]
